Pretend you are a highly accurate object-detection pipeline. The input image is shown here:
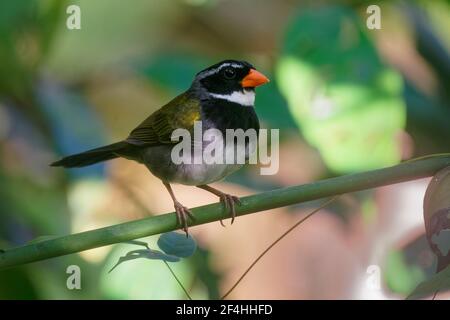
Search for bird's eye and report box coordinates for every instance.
[223,68,236,80]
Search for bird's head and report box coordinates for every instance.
[192,60,270,106]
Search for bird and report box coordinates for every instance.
[51,60,269,235]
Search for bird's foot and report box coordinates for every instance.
[197,185,242,226]
[173,201,195,237]
[218,193,241,225]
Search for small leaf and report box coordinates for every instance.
[108,249,180,273]
[26,235,58,245]
[157,232,197,258]
[407,265,450,299]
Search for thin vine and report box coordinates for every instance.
[221,197,338,299]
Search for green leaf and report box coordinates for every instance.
[102,241,202,299]
[254,78,297,129]
[108,249,180,273]
[276,6,406,173]
[407,265,450,299]
[157,232,197,258]
[385,250,426,295]
[46,1,177,80]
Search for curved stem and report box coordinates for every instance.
[0,154,449,269]
[221,197,338,300]
[163,261,192,300]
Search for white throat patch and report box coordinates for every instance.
[210,90,255,107]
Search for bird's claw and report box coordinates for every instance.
[174,201,195,237]
[219,194,241,225]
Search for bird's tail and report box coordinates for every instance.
[51,141,129,168]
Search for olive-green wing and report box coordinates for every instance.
[125,93,201,146]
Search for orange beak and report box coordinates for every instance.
[241,69,270,88]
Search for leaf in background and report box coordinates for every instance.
[404,81,450,155]
[0,0,35,100]
[101,241,202,299]
[191,247,221,299]
[254,77,297,129]
[0,1,64,101]
[0,103,71,240]
[141,53,209,93]
[35,79,108,178]
[157,232,197,258]
[385,250,426,295]
[276,5,406,173]
[45,0,178,81]
[407,264,450,299]
[35,0,66,60]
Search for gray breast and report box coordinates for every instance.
[140,144,244,186]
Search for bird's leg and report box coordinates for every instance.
[163,182,195,236]
[197,185,241,226]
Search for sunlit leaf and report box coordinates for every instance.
[276,6,406,173]
[157,232,197,258]
[385,250,426,295]
[46,0,176,80]
[0,169,70,235]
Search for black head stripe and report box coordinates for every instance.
[194,60,254,95]
[196,60,254,80]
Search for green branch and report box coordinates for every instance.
[1,154,450,269]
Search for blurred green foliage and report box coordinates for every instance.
[408,264,450,299]
[102,237,203,299]
[0,0,449,299]
[277,6,406,173]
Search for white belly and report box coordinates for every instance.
[172,162,243,185]
[142,129,255,185]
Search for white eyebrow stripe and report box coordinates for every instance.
[197,63,244,79]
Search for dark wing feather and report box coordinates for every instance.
[125,93,201,146]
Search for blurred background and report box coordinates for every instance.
[0,0,449,299]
